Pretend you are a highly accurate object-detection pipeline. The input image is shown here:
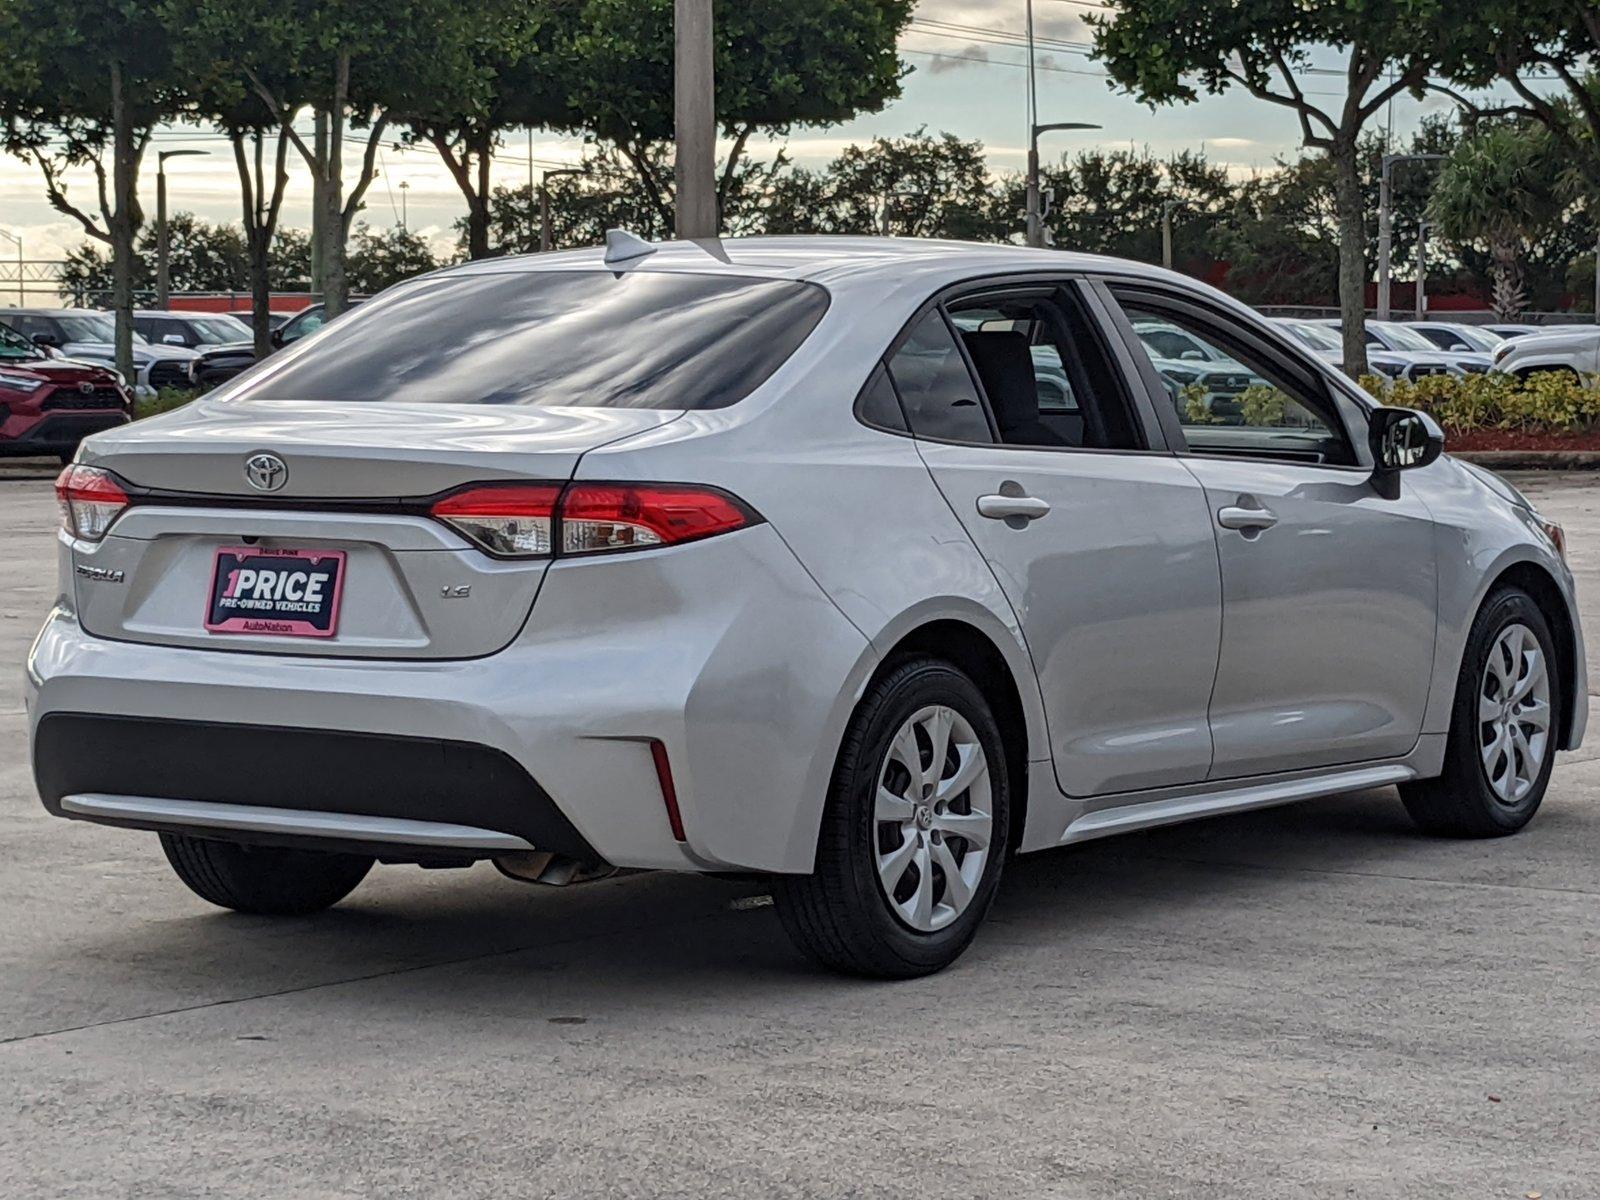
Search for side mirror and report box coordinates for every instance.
[269,327,285,349]
[1369,406,1444,482]
[162,333,186,345]
[31,332,59,348]
[1179,349,1205,361]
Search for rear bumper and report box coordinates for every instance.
[34,713,599,863]
[1,411,129,454]
[26,524,875,872]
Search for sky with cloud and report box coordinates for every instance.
[0,0,1497,268]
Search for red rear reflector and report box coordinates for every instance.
[430,483,560,557]
[560,483,754,555]
[55,464,130,542]
[650,738,686,842]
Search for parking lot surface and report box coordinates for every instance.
[2,464,1597,1198]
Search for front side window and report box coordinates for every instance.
[235,271,829,410]
[883,310,993,443]
[0,321,36,359]
[1114,295,1355,466]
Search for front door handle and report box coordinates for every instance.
[977,493,1051,522]
[1217,504,1278,532]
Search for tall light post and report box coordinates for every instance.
[1161,198,1183,270]
[1376,152,1442,321]
[156,149,208,309]
[674,0,717,239]
[1414,219,1431,322]
[0,228,20,306]
[398,180,410,232]
[1024,2,1098,248]
[539,168,584,253]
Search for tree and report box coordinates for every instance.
[185,0,524,315]
[345,224,441,294]
[1449,6,1600,193]
[0,0,182,376]
[60,214,314,302]
[1429,122,1567,319]
[993,147,1234,263]
[566,0,913,230]
[763,131,1002,238]
[404,4,578,260]
[1090,0,1469,375]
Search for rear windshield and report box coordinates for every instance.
[231,270,830,410]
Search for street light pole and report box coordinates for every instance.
[1027,122,1100,248]
[156,149,207,310]
[1377,152,1442,321]
[538,168,584,253]
[674,0,717,239]
[1161,198,1181,270]
[398,180,410,232]
[1420,216,1433,320]
[0,228,20,306]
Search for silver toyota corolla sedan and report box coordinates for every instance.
[26,235,1586,977]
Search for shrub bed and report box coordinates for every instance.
[1359,370,1600,440]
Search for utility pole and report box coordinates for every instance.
[1414,219,1430,322]
[1377,152,1442,321]
[1593,230,1599,324]
[156,149,207,309]
[674,0,717,239]
[539,168,583,252]
[1161,199,1181,270]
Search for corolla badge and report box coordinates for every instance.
[244,452,288,493]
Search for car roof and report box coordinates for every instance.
[435,235,1188,290]
[0,307,108,317]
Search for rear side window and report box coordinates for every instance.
[884,310,993,443]
[232,270,830,410]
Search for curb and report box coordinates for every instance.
[1453,450,1600,470]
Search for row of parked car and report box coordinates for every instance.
[0,304,331,460]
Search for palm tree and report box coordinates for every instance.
[1429,123,1565,321]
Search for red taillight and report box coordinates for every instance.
[430,483,561,557]
[560,483,754,555]
[429,481,756,559]
[55,464,130,542]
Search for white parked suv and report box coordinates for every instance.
[1491,325,1600,379]
[27,235,1586,977]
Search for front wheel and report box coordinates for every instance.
[160,833,373,915]
[772,656,1010,978]
[1399,587,1560,837]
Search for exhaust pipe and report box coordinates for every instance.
[494,850,620,887]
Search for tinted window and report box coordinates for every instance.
[856,362,907,433]
[237,272,830,410]
[0,321,36,359]
[884,310,992,443]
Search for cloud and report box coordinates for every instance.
[925,43,990,73]
[1209,137,1258,149]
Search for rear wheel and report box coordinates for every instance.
[160,833,373,915]
[772,656,1010,978]
[1400,588,1559,837]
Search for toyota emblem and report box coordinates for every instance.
[244,452,288,493]
[78,381,95,394]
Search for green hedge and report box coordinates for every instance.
[133,388,200,420]
[1359,371,1600,434]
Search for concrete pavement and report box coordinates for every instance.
[1,468,1596,1198]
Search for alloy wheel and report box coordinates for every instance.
[1478,622,1551,807]
[873,705,994,932]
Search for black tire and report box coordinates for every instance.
[772,656,1010,978]
[159,833,373,915]
[1399,587,1560,837]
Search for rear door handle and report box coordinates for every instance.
[977,494,1051,522]
[1217,504,1278,531]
